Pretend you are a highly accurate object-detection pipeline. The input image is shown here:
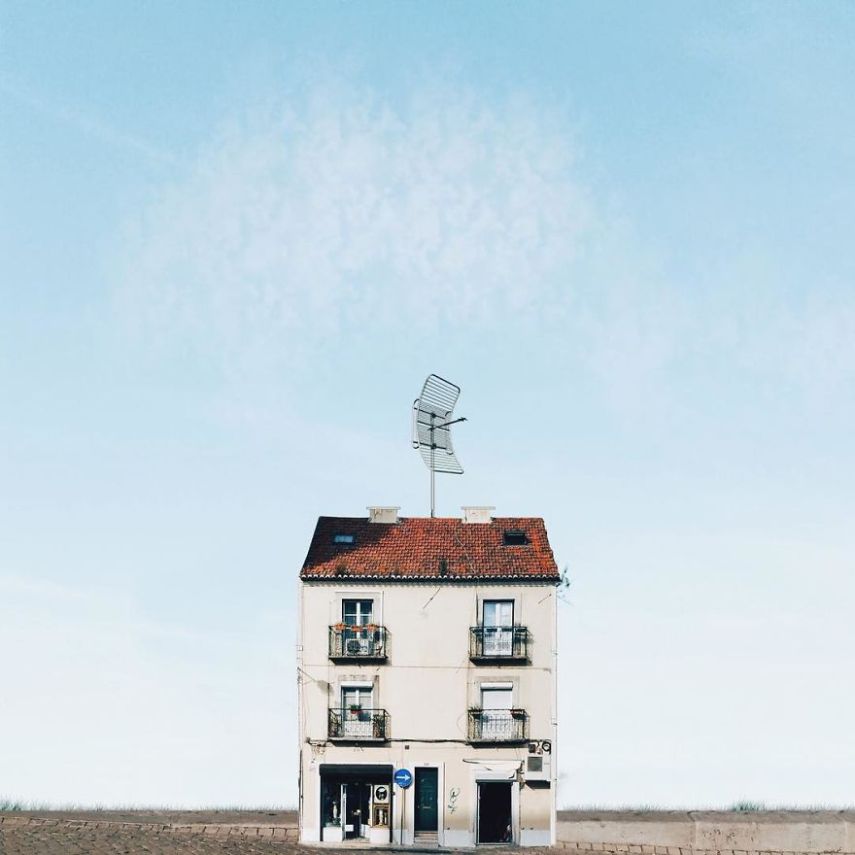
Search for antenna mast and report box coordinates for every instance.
[412,374,467,517]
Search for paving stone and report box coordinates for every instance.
[0,819,845,855]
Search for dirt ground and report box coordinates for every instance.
[0,812,296,855]
[3,810,850,855]
[0,813,551,855]
[0,822,292,855]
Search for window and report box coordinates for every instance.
[482,600,514,656]
[503,529,529,546]
[483,600,513,627]
[343,599,373,625]
[341,684,374,737]
[333,533,355,544]
[341,599,375,656]
[480,683,513,740]
[481,684,512,709]
[342,685,373,709]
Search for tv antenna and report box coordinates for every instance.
[412,374,467,518]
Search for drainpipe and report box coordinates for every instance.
[551,587,558,846]
[296,577,304,843]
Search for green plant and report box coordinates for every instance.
[730,800,766,812]
[557,565,572,602]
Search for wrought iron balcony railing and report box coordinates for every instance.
[467,708,529,744]
[328,708,389,742]
[328,625,387,661]
[469,625,528,661]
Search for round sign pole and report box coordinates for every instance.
[394,769,412,844]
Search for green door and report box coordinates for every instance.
[414,768,438,832]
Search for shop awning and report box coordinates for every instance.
[319,763,393,780]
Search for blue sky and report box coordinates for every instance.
[2,1,854,807]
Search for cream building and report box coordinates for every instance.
[297,506,560,847]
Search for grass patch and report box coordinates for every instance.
[730,801,766,812]
[561,803,855,813]
[0,799,296,813]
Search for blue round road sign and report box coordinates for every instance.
[394,768,413,788]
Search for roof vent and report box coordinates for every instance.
[462,506,495,524]
[367,506,400,524]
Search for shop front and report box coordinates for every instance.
[319,763,393,844]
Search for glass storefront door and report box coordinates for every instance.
[320,766,392,843]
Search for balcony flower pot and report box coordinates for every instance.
[333,623,346,631]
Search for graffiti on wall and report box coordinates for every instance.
[447,787,460,814]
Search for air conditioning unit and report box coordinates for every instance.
[373,784,390,804]
[525,739,552,783]
[525,752,551,782]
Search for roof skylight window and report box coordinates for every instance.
[502,529,529,546]
[333,534,355,545]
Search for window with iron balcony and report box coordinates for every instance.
[329,598,387,662]
[328,684,389,742]
[469,598,529,662]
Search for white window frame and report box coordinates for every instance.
[335,591,383,627]
[482,599,514,627]
[478,681,515,741]
[342,598,374,625]
[339,681,375,738]
[482,599,515,656]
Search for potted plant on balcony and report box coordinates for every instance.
[333,622,346,631]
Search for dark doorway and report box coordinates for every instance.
[414,767,438,833]
[344,781,371,839]
[477,782,512,844]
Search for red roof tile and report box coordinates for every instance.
[301,516,560,581]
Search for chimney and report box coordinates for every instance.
[461,506,495,524]
[367,506,400,524]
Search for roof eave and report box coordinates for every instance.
[299,573,562,584]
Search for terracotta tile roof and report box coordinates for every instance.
[301,516,560,581]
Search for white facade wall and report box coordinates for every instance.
[297,579,558,846]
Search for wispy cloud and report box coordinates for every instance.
[0,76,178,166]
[117,83,590,348]
[115,78,855,411]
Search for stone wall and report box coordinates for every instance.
[556,811,855,855]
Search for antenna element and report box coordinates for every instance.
[411,374,467,517]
